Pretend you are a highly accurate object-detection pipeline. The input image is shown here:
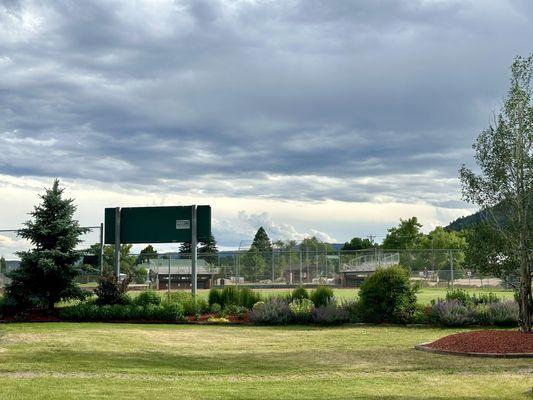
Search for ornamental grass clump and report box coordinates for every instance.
[310,286,334,307]
[249,298,292,325]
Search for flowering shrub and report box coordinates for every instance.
[249,298,292,324]
[430,300,475,326]
[289,298,314,323]
[475,300,518,326]
[311,304,349,325]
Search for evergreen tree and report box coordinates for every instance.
[0,256,6,274]
[199,234,219,265]
[341,237,374,251]
[251,227,272,253]
[5,180,88,311]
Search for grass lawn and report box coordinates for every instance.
[0,323,530,399]
[172,287,515,305]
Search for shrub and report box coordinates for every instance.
[444,288,501,307]
[310,286,334,307]
[166,292,209,316]
[358,266,418,323]
[218,286,262,309]
[289,298,314,323]
[410,303,431,324]
[222,304,248,319]
[94,274,132,306]
[209,303,222,314]
[208,287,222,306]
[58,301,185,322]
[475,300,518,326]
[249,298,292,324]
[291,286,310,301]
[339,299,363,323]
[134,290,161,307]
[311,304,349,325]
[430,300,475,327]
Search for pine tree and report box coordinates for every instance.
[179,242,192,254]
[251,227,272,253]
[199,234,219,265]
[0,256,6,274]
[5,180,88,311]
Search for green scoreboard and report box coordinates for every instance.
[104,205,211,244]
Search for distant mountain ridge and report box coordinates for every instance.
[446,203,510,231]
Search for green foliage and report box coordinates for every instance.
[5,180,88,311]
[0,256,6,274]
[134,290,161,307]
[59,301,185,322]
[249,298,292,324]
[94,274,132,306]
[339,299,363,323]
[311,304,349,325]
[221,304,248,319]
[199,234,219,265]
[212,286,262,309]
[444,288,500,307]
[166,292,209,316]
[290,286,310,301]
[310,285,334,307]
[251,227,272,253]
[358,266,419,323]
[341,237,374,251]
[430,299,518,327]
[459,54,532,332]
[209,303,222,314]
[382,217,423,249]
[288,298,314,323]
[137,245,158,263]
[241,247,266,281]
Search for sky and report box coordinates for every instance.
[0,0,532,257]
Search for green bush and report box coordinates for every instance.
[249,298,292,325]
[208,287,222,306]
[339,299,363,323]
[58,301,185,322]
[290,286,310,301]
[218,286,262,309]
[444,289,500,307]
[94,274,131,306]
[358,266,418,323]
[209,303,222,314]
[221,304,248,319]
[289,298,314,323]
[310,286,334,307]
[134,290,161,307]
[167,292,209,316]
[430,300,474,326]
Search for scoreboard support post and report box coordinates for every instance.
[191,205,198,296]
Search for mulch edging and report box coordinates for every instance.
[415,330,533,358]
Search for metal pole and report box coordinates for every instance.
[299,249,303,284]
[289,247,292,284]
[168,254,171,295]
[191,205,198,296]
[449,249,454,289]
[113,207,121,277]
[99,222,104,275]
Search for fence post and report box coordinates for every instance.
[449,249,454,289]
[99,222,104,275]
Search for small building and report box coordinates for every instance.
[144,259,218,290]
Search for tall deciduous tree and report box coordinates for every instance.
[382,217,423,249]
[5,180,88,311]
[460,55,532,332]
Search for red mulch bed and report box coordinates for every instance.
[420,330,533,356]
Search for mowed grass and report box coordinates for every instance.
[148,287,515,305]
[0,323,531,399]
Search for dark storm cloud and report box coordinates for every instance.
[1,0,532,207]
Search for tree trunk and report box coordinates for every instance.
[518,245,532,333]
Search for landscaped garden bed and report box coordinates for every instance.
[416,330,533,357]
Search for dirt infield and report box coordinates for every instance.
[416,330,533,358]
